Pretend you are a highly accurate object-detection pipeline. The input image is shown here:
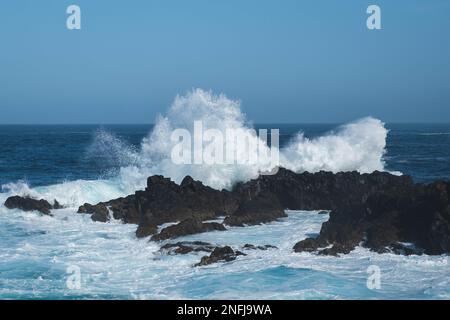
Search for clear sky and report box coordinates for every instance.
[0,0,449,124]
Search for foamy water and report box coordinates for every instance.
[1,200,448,299]
[85,89,388,193]
[2,89,389,207]
[0,89,447,299]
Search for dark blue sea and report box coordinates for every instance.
[0,123,449,299]
[1,123,450,187]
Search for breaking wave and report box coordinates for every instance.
[280,117,387,174]
[1,89,388,206]
[115,88,388,190]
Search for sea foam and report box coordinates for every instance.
[1,89,389,206]
[1,90,448,300]
[105,89,388,191]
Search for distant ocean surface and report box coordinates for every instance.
[2,123,450,187]
[1,123,449,299]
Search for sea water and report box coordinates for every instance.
[1,90,449,299]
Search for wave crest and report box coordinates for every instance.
[104,89,388,191]
[281,117,387,173]
[1,89,390,206]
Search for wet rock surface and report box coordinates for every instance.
[78,203,110,222]
[151,218,226,241]
[76,175,237,236]
[160,241,216,255]
[4,196,62,215]
[195,246,246,266]
[158,242,278,261]
[135,224,158,238]
[232,168,413,212]
[223,193,286,226]
[7,167,449,256]
[242,244,278,250]
[293,181,450,255]
[76,169,450,255]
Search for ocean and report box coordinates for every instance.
[1,122,450,299]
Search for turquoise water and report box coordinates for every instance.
[0,207,448,299]
[0,123,449,299]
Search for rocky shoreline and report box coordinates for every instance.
[4,168,450,265]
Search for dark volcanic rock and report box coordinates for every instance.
[160,241,215,255]
[242,244,278,250]
[293,181,450,255]
[224,192,286,226]
[73,167,450,256]
[195,246,246,266]
[77,175,239,235]
[232,168,413,211]
[318,244,355,256]
[78,203,110,222]
[388,243,424,256]
[105,196,140,224]
[161,242,277,257]
[53,200,63,210]
[293,238,326,253]
[137,175,238,226]
[78,197,140,224]
[222,168,413,229]
[4,196,56,215]
[151,218,226,241]
[135,223,158,238]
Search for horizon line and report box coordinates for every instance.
[1,122,450,126]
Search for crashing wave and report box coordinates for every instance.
[1,89,389,206]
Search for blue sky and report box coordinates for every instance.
[0,0,449,124]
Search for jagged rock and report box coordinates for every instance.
[195,246,246,266]
[232,168,413,211]
[293,181,450,255]
[70,167,449,256]
[388,243,424,256]
[224,192,286,226]
[135,223,158,238]
[78,203,109,222]
[105,196,140,224]
[151,218,226,241]
[53,200,63,209]
[78,197,139,224]
[160,241,215,255]
[293,238,325,252]
[138,175,238,224]
[242,244,278,250]
[318,244,355,256]
[4,196,55,215]
[77,175,239,233]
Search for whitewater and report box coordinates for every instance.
[0,89,448,299]
[1,89,388,206]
